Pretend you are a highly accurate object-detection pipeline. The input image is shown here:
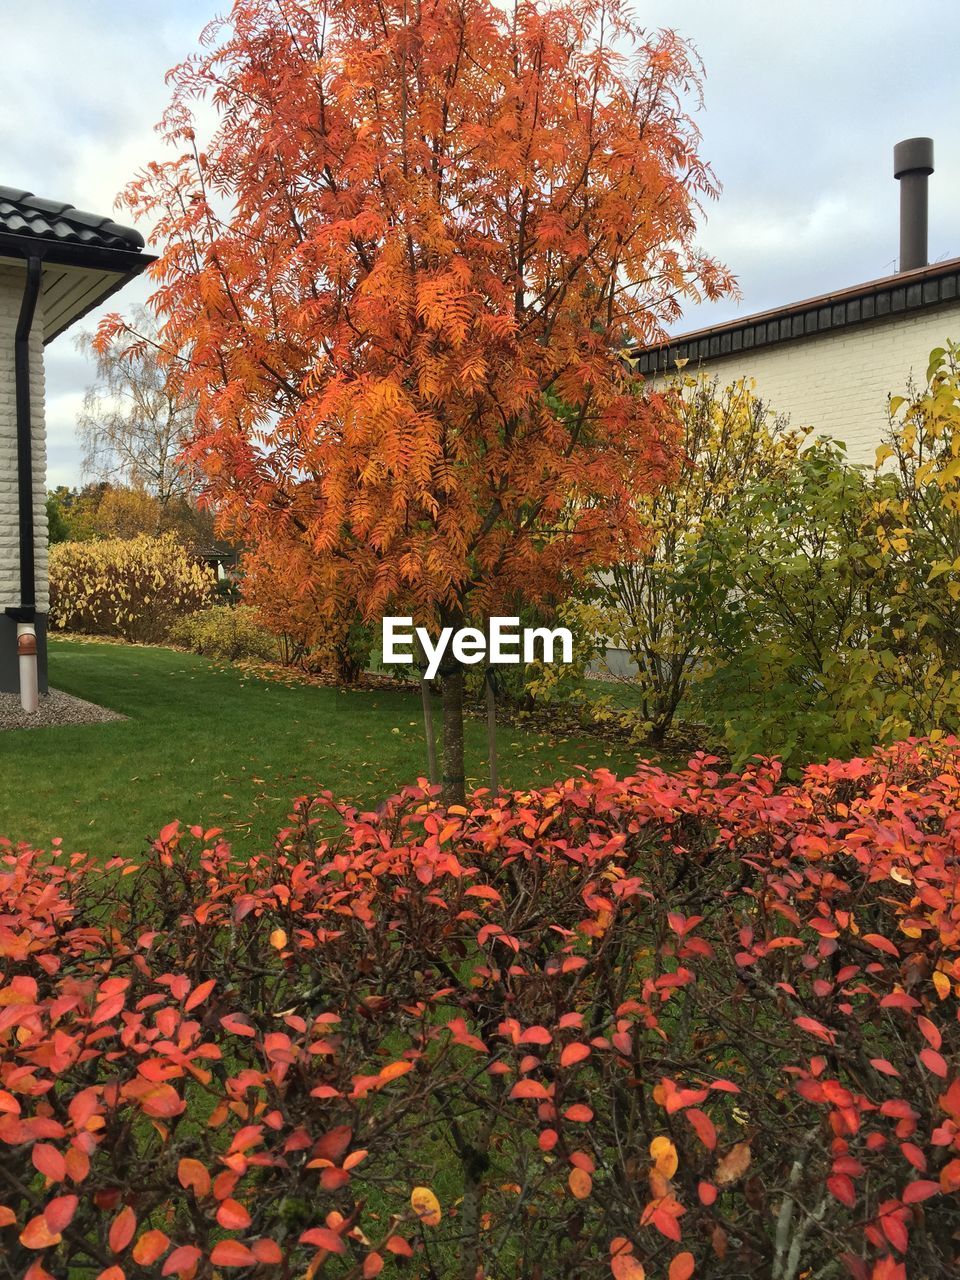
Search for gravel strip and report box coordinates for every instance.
[0,689,126,732]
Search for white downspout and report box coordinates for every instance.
[17,623,38,714]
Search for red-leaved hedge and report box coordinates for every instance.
[2,740,960,1279]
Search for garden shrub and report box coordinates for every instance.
[692,344,960,768]
[168,604,279,663]
[570,376,803,746]
[49,534,213,643]
[2,739,959,1277]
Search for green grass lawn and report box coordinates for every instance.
[0,639,656,856]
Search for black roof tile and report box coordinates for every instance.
[0,185,144,253]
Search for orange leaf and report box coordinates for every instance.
[177,1158,211,1198]
[20,1215,62,1249]
[560,1042,591,1068]
[568,1168,592,1199]
[611,1257,646,1280]
[669,1252,696,1280]
[715,1143,751,1186]
[132,1231,170,1266]
[378,1061,413,1083]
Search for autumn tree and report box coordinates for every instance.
[104,0,732,801]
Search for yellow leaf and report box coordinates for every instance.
[650,1135,678,1179]
[933,970,951,1000]
[269,929,288,950]
[410,1186,441,1227]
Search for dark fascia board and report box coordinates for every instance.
[0,229,157,344]
[633,256,960,376]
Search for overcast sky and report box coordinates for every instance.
[3,0,957,486]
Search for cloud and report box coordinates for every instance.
[3,1,958,483]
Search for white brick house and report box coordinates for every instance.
[0,187,152,696]
[635,259,960,465]
[634,139,958,465]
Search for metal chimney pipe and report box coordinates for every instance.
[893,137,934,272]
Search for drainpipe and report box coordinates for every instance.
[5,254,42,712]
[17,623,38,714]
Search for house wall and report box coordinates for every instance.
[651,301,960,464]
[0,261,48,694]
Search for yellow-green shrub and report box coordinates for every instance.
[50,534,213,643]
[168,604,279,662]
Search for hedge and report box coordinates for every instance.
[1,740,959,1277]
[49,535,213,643]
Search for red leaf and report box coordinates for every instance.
[251,1240,283,1264]
[916,1016,942,1050]
[564,1104,593,1123]
[314,1126,353,1162]
[32,1145,66,1182]
[870,1058,901,1078]
[300,1227,346,1253]
[109,1206,137,1254]
[185,979,216,1012]
[210,1242,257,1267]
[161,1246,202,1277]
[827,1174,856,1208]
[862,933,899,958]
[220,1014,256,1037]
[685,1108,717,1150]
[216,1199,251,1230]
[919,1048,948,1078]
[510,1080,550,1100]
[902,1180,940,1203]
[560,1043,591,1068]
[43,1195,78,1234]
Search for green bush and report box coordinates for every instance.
[168,604,279,662]
[691,343,960,768]
[49,534,213,643]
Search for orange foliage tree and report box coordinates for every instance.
[103,0,733,799]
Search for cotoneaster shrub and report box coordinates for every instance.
[49,534,213,643]
[2,741,960,1279]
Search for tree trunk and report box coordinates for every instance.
[420,677,439,786]
[485,668,498,793]
[440,665,466,806]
